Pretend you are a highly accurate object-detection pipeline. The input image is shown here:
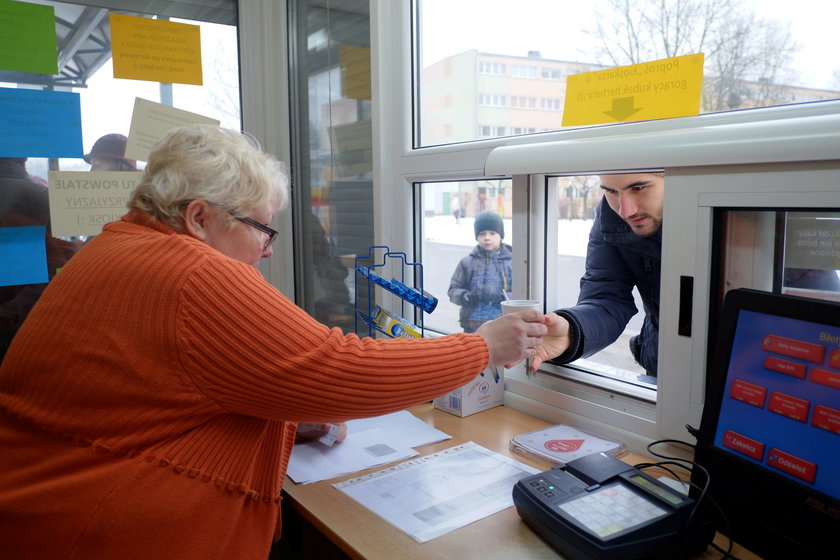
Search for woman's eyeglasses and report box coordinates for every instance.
[199,201,279,252]
[229,212,278,251]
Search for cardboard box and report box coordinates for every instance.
[433,366,504,417]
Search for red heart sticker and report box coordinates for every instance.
[545,439,584,453]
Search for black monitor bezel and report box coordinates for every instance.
[692,287,840,560]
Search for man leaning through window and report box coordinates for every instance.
[535,172,664,379]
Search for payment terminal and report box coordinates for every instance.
[512,453,713,560]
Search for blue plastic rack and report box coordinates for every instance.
[354,245,438,338]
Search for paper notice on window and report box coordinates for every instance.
[563,53,704,126]
[0,226,48,287]
[125,98,219,162]
[0,0,58,75]
[0,88,83,158]
[110,14,203,85]
[334,442,539,542]
[48,171,143,237]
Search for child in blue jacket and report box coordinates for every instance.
[448,211,512,333]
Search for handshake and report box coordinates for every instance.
[473,310,569,372]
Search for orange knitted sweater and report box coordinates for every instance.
[0,210,488,560]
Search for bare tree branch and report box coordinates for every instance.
[586,0,797,112]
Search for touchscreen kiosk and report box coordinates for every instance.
[692,288,840,560]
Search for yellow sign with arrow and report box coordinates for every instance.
[562,53,704,127]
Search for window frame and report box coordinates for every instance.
[238,0,294,296]
[372,1,840,452]
[373,1,663,446]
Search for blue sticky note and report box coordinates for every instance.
[0,225,49,287]
[0,87,83,158]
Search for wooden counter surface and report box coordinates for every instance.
[281,404,761,560]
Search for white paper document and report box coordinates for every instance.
[345,410,451,448]
[125,98,220,162]
[287,428,417,484]
[287,411,452,484]
[334,442,540,542]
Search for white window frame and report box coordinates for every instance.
[540,97,562,110]
[238,0,294,296]
[478,93,507,107]
[479,61,506,75]
[512,64,537,79]
[373,2,665,450]
[372,1,840,455]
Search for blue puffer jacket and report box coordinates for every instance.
[551,197,661,375]
[448,243,513,331]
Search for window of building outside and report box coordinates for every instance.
[0,0,238,359]
[413,0,840,392]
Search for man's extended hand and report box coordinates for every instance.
[529,312,572,370]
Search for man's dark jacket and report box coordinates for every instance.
[551,197,661,375]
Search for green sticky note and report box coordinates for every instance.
[0,0,58,75]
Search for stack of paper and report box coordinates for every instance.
[334,442,540,542]
[510,424,625,465]
[286,410,452,484]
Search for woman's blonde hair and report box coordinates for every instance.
[129,125,289,231]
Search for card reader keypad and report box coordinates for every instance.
[557,483,667,539]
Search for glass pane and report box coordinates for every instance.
[718,210,840,303]
[549,174,648,382]
[420,179,512,334]
[416,0,840,147]
[0,1,239,360]
[289,0,372,333]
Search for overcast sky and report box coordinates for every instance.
[420,0,840,91]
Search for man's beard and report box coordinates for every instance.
[627,214,662,237]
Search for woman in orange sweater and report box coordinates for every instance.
[0,125,546,559]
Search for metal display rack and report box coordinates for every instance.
[354,245,437,338]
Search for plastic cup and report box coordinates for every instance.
[501,299,542,315]
[500,300,542,375]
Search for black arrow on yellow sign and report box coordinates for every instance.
[603,96,642,121]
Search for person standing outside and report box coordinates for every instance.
[84,133,138,171]
[451,193,461,224]
[448,211,513,333]
[535,172,664,378]
[0,158,78,360]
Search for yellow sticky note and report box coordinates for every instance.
[562,53,704,127]
[340,45,371,101]
[110,14,202,86]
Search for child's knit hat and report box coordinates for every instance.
[474,211,504,239]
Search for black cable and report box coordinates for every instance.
[634,460,708,531]
[633,461,684,481]
[710,540,742,560]
[632,438,720,557]
[636,437,744,560]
